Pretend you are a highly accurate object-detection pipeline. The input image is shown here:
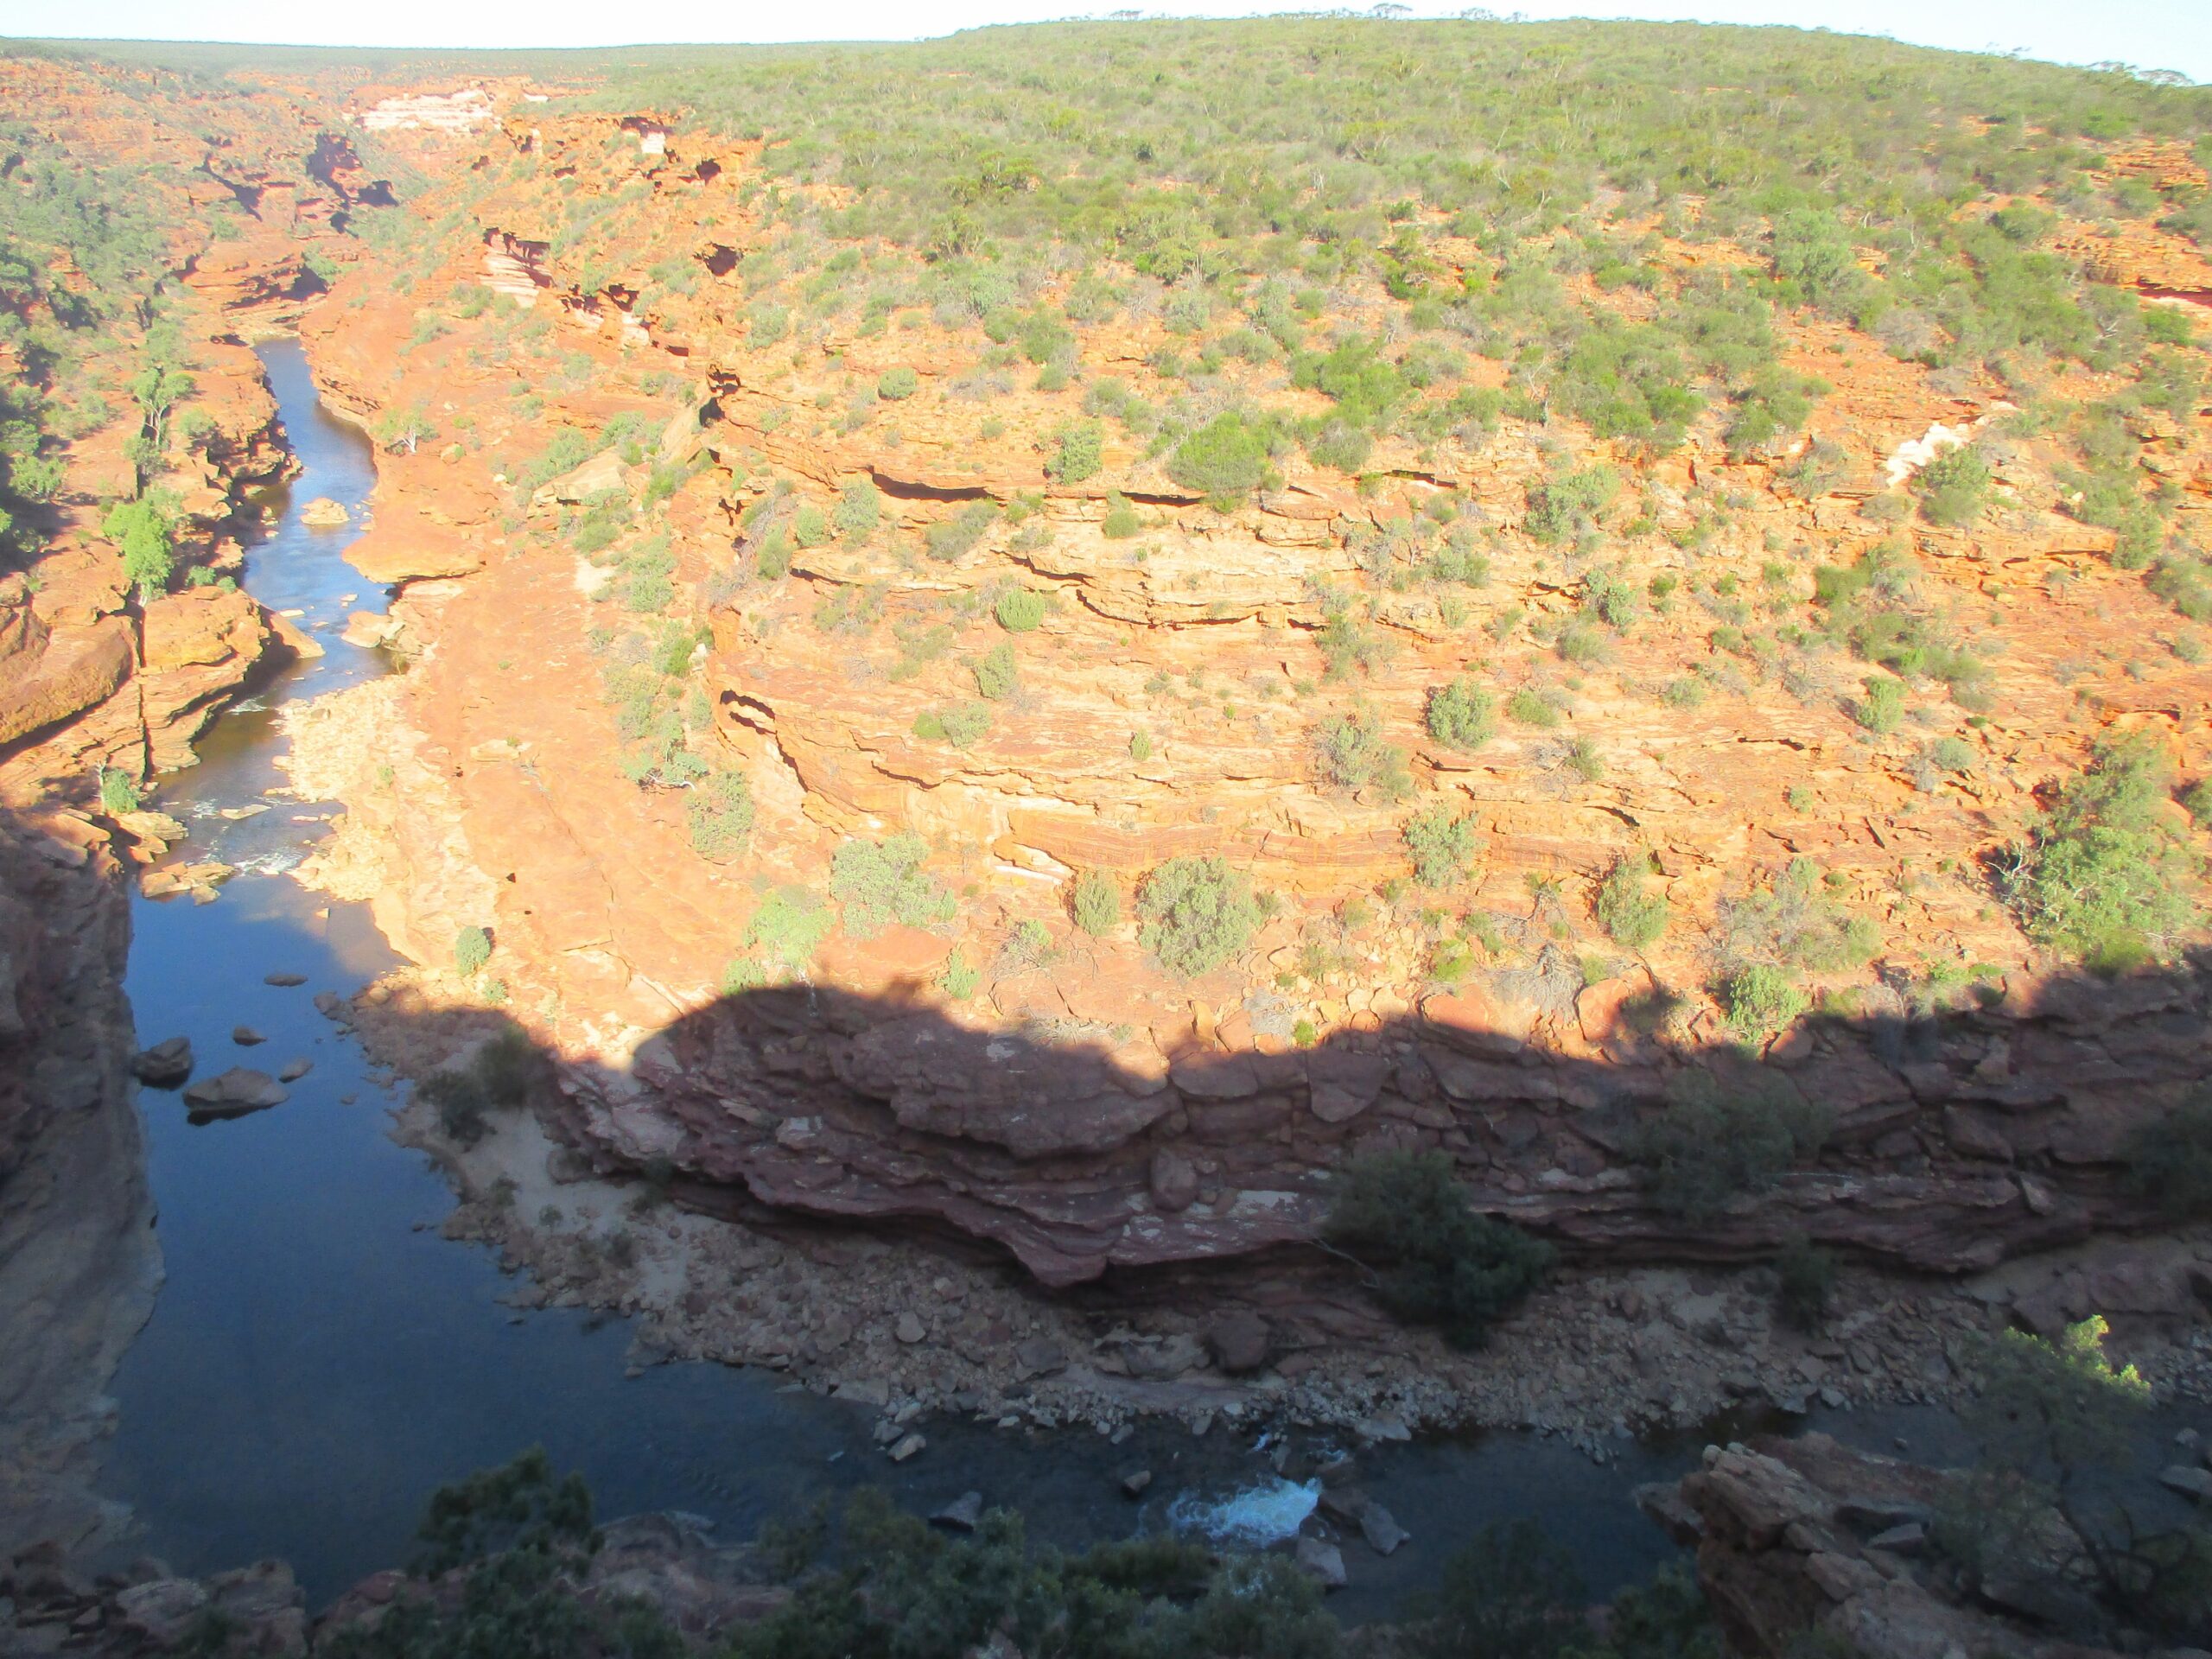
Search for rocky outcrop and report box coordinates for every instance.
[1646,1433,2170,1659]
[0,812,159,1559]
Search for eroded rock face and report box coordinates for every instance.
[1652,1434,2133,1659]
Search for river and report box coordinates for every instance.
[88,338,1999,1620]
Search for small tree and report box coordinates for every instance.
[1049,422,1103,484]
[1136,856,1262,976]
[971,640,1018,700]
[834,479,880,541]
[1425,676,1495,750]
[685,770,755,861]
[1404,804,1478,888]
[1071,870,1120,936]
[1325,1151,1554,1349]
[1593,852,1668,949]
[454,925,493,976]
[103,494,178,600]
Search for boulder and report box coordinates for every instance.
[930,1492,983,1531]
[1294,1537,1346,1590]
[181,1067,289,1119]
[1358,1503,1408,1556]
[132,1035,194,1088]
[1203,1310,1272,1376]
[299,496,350,526]
[233,1025,267,1046]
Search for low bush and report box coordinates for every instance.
[1166,410,1274,509]
[834,479,880,540]
[2126,1094,2212,1220]
[1855,674,1907,733]
[1914,444,1991,527]
[1775,1235,1838,1331]
[877,365,918,400]
[2008,735,2200,971]
[1324,1151,1554,1349]
[1720,961,1808,1042]
[1594,853,1668,949]
[744,887,833,977]
[454,925,493,976]
[914,700,990,748]
[1425,677,1495,750]
[685,769,754,861]
[924,500,997,561]
[1136,856,1262,976]
[1050,422,1103,484]
[1101,492,1141,538]
[1071,870,1120,936]
[971,640,1018,700]
[995,587,1047,632]
[1404,804,1478,888]
[1315,709,1413,801]
[832,833,955,936]
[1630,1071,1832,1219]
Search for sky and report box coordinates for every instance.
[3,0,2208,83]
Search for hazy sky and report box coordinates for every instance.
[3,0,2208,82]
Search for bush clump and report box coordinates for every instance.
[971,640,1018,700]
[877,365,918,400]
[1425,676,1495,751]
[924,500,997,562]
[1404,804,1478,888]
[685,769,754,861]
[1720,961,1808,1042]
[1101,492,1141,538]
[1136,856,1262,976]
[417,1027,540,1147]
[454,925,493,976]
[1914,443,1991,527]
[1166,410,1274,509]
[2009,735,2200,972]
[1315,709,1413,801]
[1050,422,1103,484]
[1071,870,1120,936]
[2126,1094,2212,1220]
[834,479,880,540]
[913,700,990,748]
[1325,1150,1555,1349]
[1593,852,1669,949]
[995,586,1047,632]
[1630,1071,1832,1218]
[1775,1234,1839,1331]
[831,833,955,937]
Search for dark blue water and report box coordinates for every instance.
[90,339,1763,1618]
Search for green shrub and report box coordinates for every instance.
[1594,853,1668,949]
[1404,1520,1589,1659]
[1315,709,1413,801]
[791,503,830,548]
[877,365,918,400]
[1506,687,1561,728]
[1855,674,1907,733]
[2126,1095,2212,1220]
[834,479,880,540]
[1775,1235,1838,1331]
[1630,1071,1832,1218]
[1324,1151,1554,1349]
[1101,493,1141,537]
[1524,467,1618,544]
[2010,735,2200,971]
[1720,962,1808,1042]
[754,524,792,580]
[832,833,954,936]
[1166,410,1273,509]
[914,699,990,747]
[940,952,980,1000]
[1426,677,1495,751]
[98,767,142,815]
[103,493,177,598]
[971,640,1018,700]
[1071,870,1120,936]
[685,769,755,860]
[454,925,493,976]
[1914,444,1991,528]
[1050,422,1103,484]
[995,587,1046,632]
[2183,779,2212,826]
[1404,805,1478,887]
[745,887,833,976]
[924,500,997,561]
[1136,856,1262,976]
